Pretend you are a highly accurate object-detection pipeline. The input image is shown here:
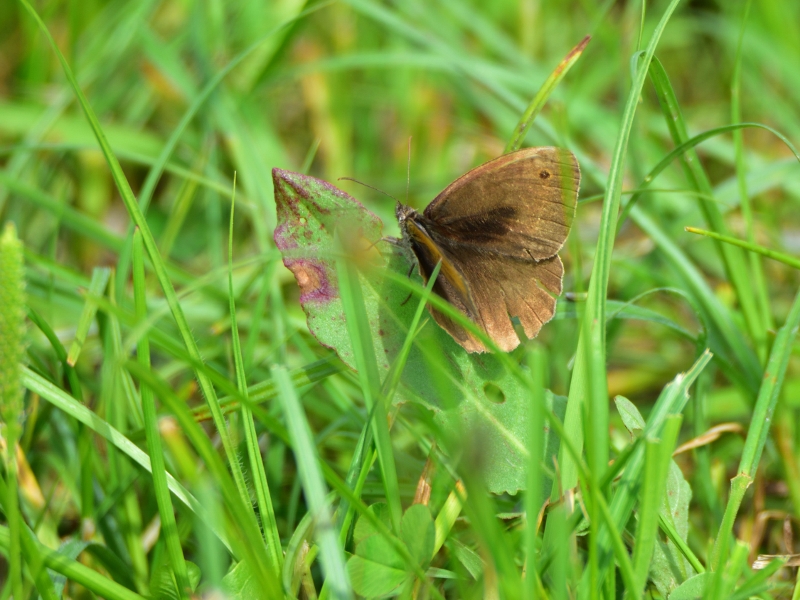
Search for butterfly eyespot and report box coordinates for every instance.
[539,170,551,179]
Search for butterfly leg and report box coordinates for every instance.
[399,262,416,306]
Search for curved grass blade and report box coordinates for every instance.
[685,227,800,271]
[648,57,760,353]
[272,365,353,600]
[19,366,232,551]
[631,206,760,394]
[560,0,684,496]
[228,180,283,572]
[0,523,145,600]
[617,122,800,231]
[133,229,190,598]
[711,275,800,568]
[505,35,591,153]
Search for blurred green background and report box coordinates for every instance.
[3,0,800,595]
[3,0,799,404]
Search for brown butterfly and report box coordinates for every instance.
[396,147,580,353]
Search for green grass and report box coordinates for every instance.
[2,0,800,598]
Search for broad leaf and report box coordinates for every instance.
[668,573,710,599]
[353,502,393,546]
[150,559,201,600]
[650,461,693,595]
[222,560,270,600]
[347,555,409,598]
[449,538,484,580]
[400,504,435,567]
[273,169,566,494]
[616,395,646,434]
[348,508,409,598]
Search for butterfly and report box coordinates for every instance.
[396,147,580,353]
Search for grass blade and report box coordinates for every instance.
[125,361,283,595]
[0,523,146,600]
[0,222,26,600]
[685,227,800,270]
[597,350,713,575]
[112,2,330,295]
[66,266,110,366]
[712,274,800,567]
[133,228,190,598]
[731,0,772,358]
[505,35,590,153]
[631,207,760,393]
[20,366,232,552]
[335,245,402,533]
[559,0,683,501]
[647,57,762,353]
[525,347,547,600]
[272,364,353,600]
[228,179,283,572]
[631,416,682,595]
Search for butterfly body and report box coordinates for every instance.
[396,147,580,353]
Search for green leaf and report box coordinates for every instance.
[615,396,646,434]
[347,526,410,597]
[150,560,201,600]
[222,561,265,600]
[354,503,393,545]
[400,504,435,567]
[66,266,110,366]
[273,168,566,494]
[346,504,436,597]
[433,387,567,495]
[650,461,694,596]
[667,573,710,600]
[355,534,405,570]
[346,555,409,598]
[272,168,386,368]
[449,539,484,580]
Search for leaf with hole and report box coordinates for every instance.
[273,169,568,494]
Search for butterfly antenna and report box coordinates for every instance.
[406,136,412,204]
[338,177,397,202]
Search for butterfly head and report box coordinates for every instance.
[395,202,416,224]
[395,203,420,246]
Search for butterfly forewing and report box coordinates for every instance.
[423,147,579,261]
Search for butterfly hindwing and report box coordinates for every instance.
[404,218,478,320]
[429,247,563,353]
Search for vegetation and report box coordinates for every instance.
[1,0,800,597]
